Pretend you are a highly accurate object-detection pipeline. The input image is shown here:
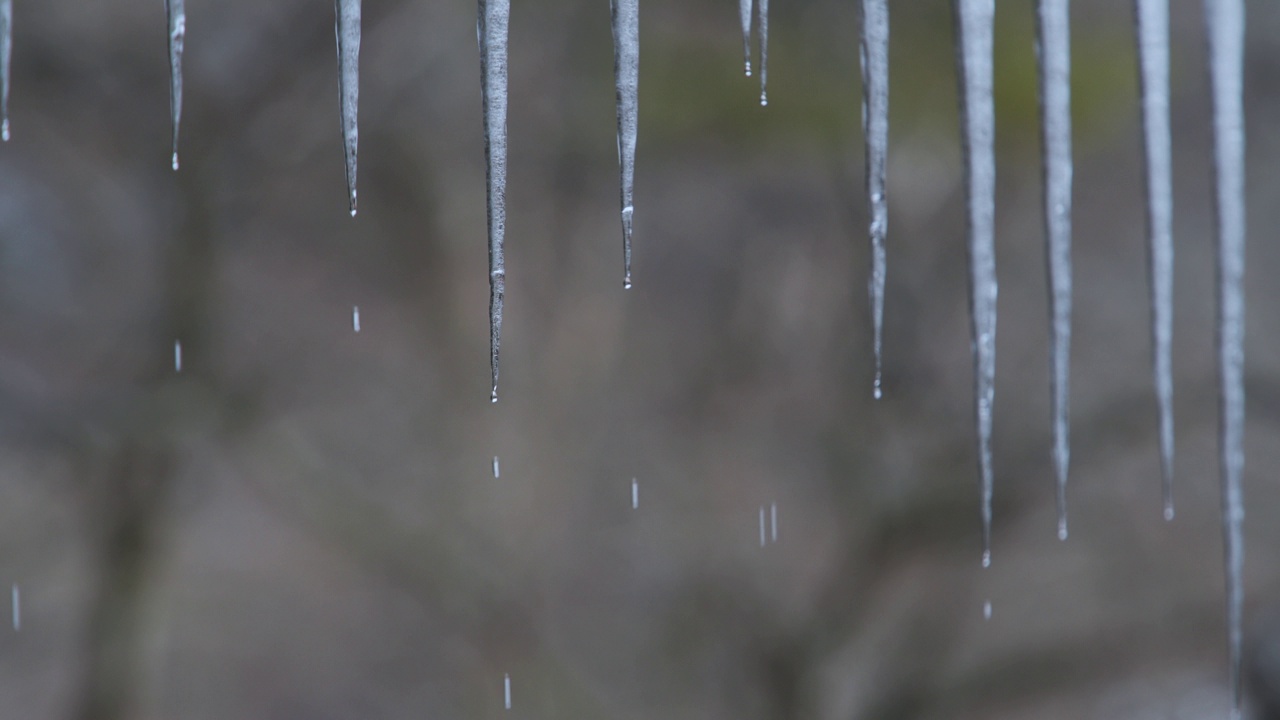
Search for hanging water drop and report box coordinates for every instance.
[1035,0,1073,541]
[174,340,182,373]
[739,0,753,76]
[1134,0,1176,520]
[953,0,997,567]
[1204,0,1246,715]
[166,0,185,170]
[610,0,639,289]
[335,0,361,216]
[756,0,769,105]
[478,0,510,403]
[860,0,889,400]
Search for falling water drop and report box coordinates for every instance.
[503,673,512,710]
[335,0,361,216]
[492,456,500,478]
[770,502,778,543]
[10,584,17,631]
[758,506,766,548]
[953,0,998,567]
[1035,0,1074,542]
[478,0,510,403]
[352,305,361,332]
[610,0,639,288]
[860,0,889,401]
[1134,0,1176,520]
[1204,0,1246,715]
[174,341,183,373]
[983,600,992,620]
[631,478,638,509]
[166,0,185,170]
[739,0,753,76]
[756,0,769,106]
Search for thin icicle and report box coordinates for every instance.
[953,0,997,568]
[1035,0,1073,541]
[610,0,639,289]
[739,0,753,76]
[860,0,889,400]
[478,0,510,403]
[0,0,11,142]
[1205,0,1246,716]
[335,0,361,216]
[166,0,185,170]
[1134,0,1176,521]
[756,0,769,106]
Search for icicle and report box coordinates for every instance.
[860,0,889,400]
[166,0,185,170]
[1035,0,1073,541]
[952,0,997,568]
[631,478,638,509]
[610,0,639,289]
[0,0,11,142]
[1134,0,1176,521]
[1204,0,1246,715]
[352,305,361,332]
[478,0,510,403]
[503,673,512,709]
[756,0,769,106]
[739,0,753,76]
[335,0,361,216]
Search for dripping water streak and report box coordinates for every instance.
[610,0,639,288]
[860,0,889,400]
[335,0,362,216]
[1205,0,1246,715]
[1134,0,1176,520]
[1035,0,1073,541]
[756,0,769,105]
[478,0,510,402]
[953,0,997,568]
[166,0,185,170]
[739,0,753,76]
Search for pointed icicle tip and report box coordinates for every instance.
[335,0,362,218]
[490,386,499,403]
[166,0,185,173]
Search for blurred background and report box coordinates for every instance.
[1,1,1280,718]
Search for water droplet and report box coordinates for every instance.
[981,549,991,569]
[631,478,638,509]
[983,600,992,620]
[1163,503,1175,522]
[11,583,19,631]
[503,673,511,710]
[759,506,766,548]
[770,502,777,543]
[174,341,182,373]
[492,456,500,478]
[352,305,361,333]
[490,387,499,403]
[1057,517,1068,541]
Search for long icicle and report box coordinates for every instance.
[1134,0,1175,520]
[1205,0,1246,715]
[479,0,510,403]
[756,0,769,106]
[166,0,185,170]
[611,0,639,289]
[335,0,361,217]
[860,0,889,400]
[953,0,997,568]
[739,0,753,77]
[0,0,11,142]
[1035,0,1073,541]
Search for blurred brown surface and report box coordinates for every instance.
[1,1,1280,719]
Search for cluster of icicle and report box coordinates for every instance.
[0,0,1245,713]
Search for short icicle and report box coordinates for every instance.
[1204,0,1246,716]
[610,0,639,289]
[756,0,769,105]
[739,0,753,76]
[0,0,11,142]
[860,0,889,400]
[952,0,997,568]
[478,0,510,403]
[1035,0,1073,541]
[335,0,362,216]
[1134,0,1176,520]
[166,0,185,170]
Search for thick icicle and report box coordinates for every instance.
[756,0,768,106]
[953,0,997,568]
[860,0,889,400]
[1134,0,1176,520]
[739,0,753,77]
[0,0,11,142]
[1205,0,1246,715]
[166,0,185,170]
[1035,0,1073,541]
[478,0,510,403]
[610,0,639,289]
[335,0,361,216]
